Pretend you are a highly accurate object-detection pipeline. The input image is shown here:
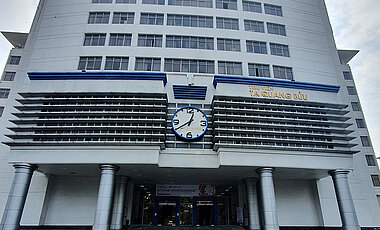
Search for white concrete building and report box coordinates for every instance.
[0,0,380,230]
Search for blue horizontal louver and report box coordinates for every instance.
[213,75,340,93]
[173,85,207,100]
[28,72,167,86]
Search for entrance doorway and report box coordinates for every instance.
[154,197,180,226]
[193,197,218,226]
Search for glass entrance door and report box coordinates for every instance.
[193,197,218,226]
[154,197,180,226]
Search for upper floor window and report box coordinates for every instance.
[88,12,110,24]
[218,61,242,75]
[246,40,267,54]
[92,0,112,3]
[366,155,376,166]
[2,72,16,81]
[167,14,213,28]
[83,34,106,46]
[264,3,282,16]
[343,71,352,80]
[135,58,161,71]
[8,56,21,65]
[109,34,132,46]
[165,59,215,74]
[138,34,163,47]
[166,35,214,50]
[116,0,136,3]
[371,175,380,187]
[273,65,293,80]
[140,13,164,25]
[112,12,134,24]
[105,57,129,70]
[0,107,3,117]
[267,22,286,36]
[356,119,366,128]
[216,0,237,10]
[361,136,371,147]
[78,57,102,70]
[347,86,357,95]
[216,17,239,30]
[242,1,261,13]
[351,102,361,111]
[168,0,212,8]
[143,0,165,5]
[0,89,10,99]
[217,38,240,52]
[244,20,264,33]
[248,63,270,78]
[270,43,290,57]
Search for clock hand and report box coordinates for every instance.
[187,114,194,126]
[175,120,191,130]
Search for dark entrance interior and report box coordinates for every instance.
[157,202,177,226]
[197,201,213,226]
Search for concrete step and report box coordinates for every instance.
[127,225,246,230]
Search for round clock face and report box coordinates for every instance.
[171,106,208,140]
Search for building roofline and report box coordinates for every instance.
[1,31,28,48]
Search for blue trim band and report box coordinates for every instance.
[28,72,167,86]
[213,75,340,93]
[173,85,207,100]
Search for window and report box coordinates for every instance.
[273,66,293,80]
[166,35,214,50]
[167,14,213,28]
[83,34,106,46]
[0,107,3,116]
[244,20,264,33]
[351,102,361,111]
[356,119,366,128]
[270,43,290,57]
[347,86,357,95]
[112,12,134,24]
[140,13,164,25]
[371,175,380,187]
[88,12,110,24]
[216,17,239,30]
[216,0,237,10]
[0,89,10,99]
[168,0,212,8]
[217,38,240,51]
[246,41,267,54]
[143,0,165,4]
[343,71,352,80]
[2,72,16,81]
[138,34,163,47]
[135,58,161,71]
[165,59,214,74]
[92,0,112,3]
[267,23,286,36]
[78,57,102,70]
[361,136,371,147]
[8,56,21,65]
[218,61,242,75]
[109,34,132,46]
[105,57,129,70]
[366,155,376,166]
[264,3,282,16]
[116,0,136,3]
[242,1,261,13]
[248,63,270,78]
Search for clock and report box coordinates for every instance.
[171,106,208,140]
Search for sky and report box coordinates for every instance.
[0,0,379,158]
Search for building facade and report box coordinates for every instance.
[0,0,380,229]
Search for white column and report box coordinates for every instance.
[245,178,260,230]
[329,170,360,230]
[0,163,37,230]
[256,168,279,230]
[110,176,130,230]
[93,165,119,230]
